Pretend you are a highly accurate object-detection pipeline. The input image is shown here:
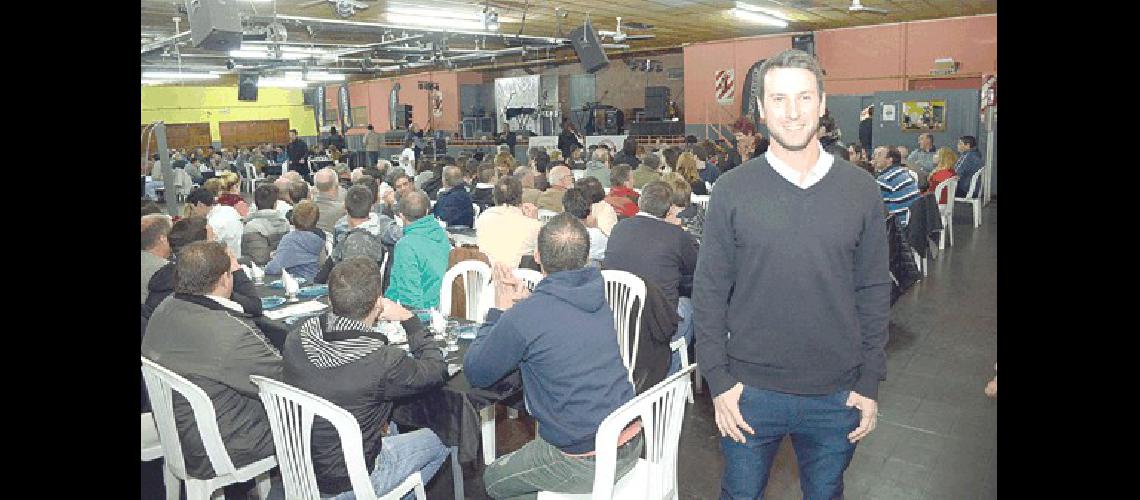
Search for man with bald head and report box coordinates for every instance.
[536,164,573,213]
[141,214,173,304]
[385,190,451,310]
[313,167,347,233]
[430,165,475,227]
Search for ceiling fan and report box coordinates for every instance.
[597,17,655,43]
[848,0,889,15]
[297,0,373,18]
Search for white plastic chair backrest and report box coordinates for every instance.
[537,209,558,225]
[589,365,696,500]
[600,270,646,383]
[472,203,482,219]
[691,194,710,213]
[244,163,257,181]
[963,168,984,198]
[439,259,494,322]
[513,268,543,292]
[140,356,239,479]
[141,412,164,461]
[250,376,389,500]
[933,175,959,211]
[325,236,335,259]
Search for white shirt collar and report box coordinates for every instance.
[764,141,834,189]
[207,294,245,313]
[635,211,662,220]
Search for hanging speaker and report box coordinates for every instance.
[238,73,259,101]
[568,20,609,74]
[186,0,243,51]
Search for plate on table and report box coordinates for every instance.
[261,296,286,309]
[267,277,308,289]
[297,284,329,298]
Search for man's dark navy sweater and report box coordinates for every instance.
[692,156,892,400]
[464,266,634,454]
[604,215,698,310]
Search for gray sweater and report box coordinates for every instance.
[692,156,891,400]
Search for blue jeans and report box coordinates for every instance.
[668,297,694,375]
[367,151,380,167]
[326,428,450,500]
[720,387,859,500]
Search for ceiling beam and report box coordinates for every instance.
[141,31,192,55]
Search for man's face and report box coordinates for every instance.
[758,68,825,153]
[871,148,888,169]
[394,177,412,196]
[957,140,968,153]
[289,132,297,141]
[919,135,932,151]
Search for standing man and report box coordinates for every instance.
[498,122,517,158]
[557,119,583,162]
[364,124,383,167]
[693,49,891,499]
[286,129,311,183]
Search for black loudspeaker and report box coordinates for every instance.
[187,0,243,51]
[792,33,815,56]
[568,20,609,74]
[394,105,413,129]
[238,73,259,102]
[645,86,670,120]
[302,89,317,106]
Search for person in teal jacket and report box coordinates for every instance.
[385,190,451,310]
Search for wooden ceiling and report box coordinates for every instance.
[142,0,995,78]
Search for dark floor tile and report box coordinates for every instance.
[905,410,956,436]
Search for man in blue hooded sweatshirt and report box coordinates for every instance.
[465,214,643,498]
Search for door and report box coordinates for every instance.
[218,119,291,149]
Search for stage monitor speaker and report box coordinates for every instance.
[186,0,243,51]
[568,20,609,74]
[792,33,815,57]
[238,73,259,101]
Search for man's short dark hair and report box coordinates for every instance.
[886,147,902,164]
[638,181,674,217]
[328,256,382,320]
[254,184,279,210]
[756,49,825,105]
[574,177,606,204]
[174,240,230,295]
[611,164,632,185]
[642,154,661,171]
[344,185,374,219]
[493,176,523,206]
[389,172,411,189]
[290,129,299,135]
[354,175,379,205]
[168,216,210,252]
[142,201,162,216]
[289,181,309,204]
[398,190,430,221]
[367,124,374,131]
[141,214,172,251]
[537,214,590,275]
[561,187,592,220]
[959,135,977,149]
[186,187,215,206]
[534,153,550,174]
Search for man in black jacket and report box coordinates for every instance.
[286,129,311,183]
[282,257,450,498]
[693,49,890,499]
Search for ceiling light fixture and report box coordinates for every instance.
[731,7,789,28]
[141,71,220,80]
[734,1,792,21]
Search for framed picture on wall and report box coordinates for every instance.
[900,100,947,132]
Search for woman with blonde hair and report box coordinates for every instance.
[215,170,250,217]
[675,151,708,195]
[493,148,517,178]
[925,147,958,204]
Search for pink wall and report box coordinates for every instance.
[683,14,996,124]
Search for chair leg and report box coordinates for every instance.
[450,446,464,500]
[948,216,954,247]
[254,471,273,500]
[162,462,180,500]
[480,404,497,465]
[185,480,212,500]
[973,202,982,228]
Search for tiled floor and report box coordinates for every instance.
[142,201,997,499]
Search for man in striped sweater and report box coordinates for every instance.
[872,146,922,227]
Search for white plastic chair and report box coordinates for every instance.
[513,268,543,292]
[242,163,261,193]
[600,270,646,386]
[932,176,959,250]
[140,357,277,500]
[668,337,697,404]
[536,365,696,500]
[250,376,428,500]
[690,194,710,214]
[537,209,559,225]
[954,168,985,228]
[439,259,494,323]
[142,412,180,500]
[472,203,482,219]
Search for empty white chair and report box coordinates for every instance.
[538,209,559,225]
[142,412,180,500]
[932,176,959,250]
[242,163,260,194]
[690,194,710,214]
[513,268,543,292]
[141,357,277,500]
[472,203,482,219]
[439,259,494,323]
[536,365,696,500]
[954,168,985,228]
[600,270,646,385]
[250,375,428,500]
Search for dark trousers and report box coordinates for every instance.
[367,151,381,167]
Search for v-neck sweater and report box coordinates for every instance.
[692,155,892,400]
